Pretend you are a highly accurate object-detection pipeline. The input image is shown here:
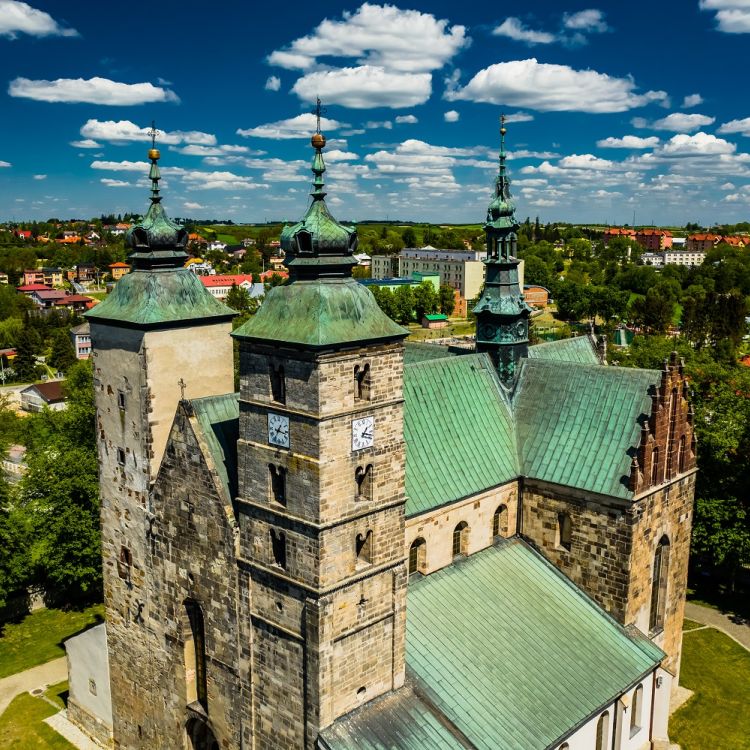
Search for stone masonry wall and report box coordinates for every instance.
[405,481,518,575]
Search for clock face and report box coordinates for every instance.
[352,416,375,451]
[267,413,290,448]
[479,323,497,341]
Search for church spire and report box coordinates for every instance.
[474,115,532,385]
[279,99,358,281]
[125,123,188,269]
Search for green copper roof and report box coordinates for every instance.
[86,268,234,327]
[190,392,239,501]
[403,342,462,365]
[322,539,663,750]
[513,359,660,499]
[404,354,518,516]
[528,335,601,365]
[232,278,407,348]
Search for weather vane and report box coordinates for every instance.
[313,97,326,134]
[178,377,186,400]
[148,120,158,149]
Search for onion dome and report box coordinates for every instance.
[125,143,188,269]
[280,130,358,280]
[485,119,518,232]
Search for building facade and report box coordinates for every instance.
[71,121,695,750]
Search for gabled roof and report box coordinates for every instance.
[513,359,659,499]
[321,539,663,750]
[22,380,65,403]
[199,274,254,288]
[526,335,600,365]
[404,354,518,516]
[190,393,240,501]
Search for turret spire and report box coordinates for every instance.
[473,115,532,385]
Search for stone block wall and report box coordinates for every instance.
[405,481,518,575]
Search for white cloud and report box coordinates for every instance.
[563,9,609,32]
[721,182,736,189]
[33,174,46,180]
[444,110,460,122]
[264,76,281,91]
[91,160,149,172]
[700,0,750,33]
[0,1,78,39]
[718,116,750,136]
[325,149,359,162]
[8,77,179,105]
[504,111,534,123]
[682,93,704,108]
[364,120,392,129]
[183,201,206,210]
[658,132,736,156]
[70,138,100,149]
[291,65,432,109]
[268,3,467,73]
[445,58,668,113]
[558,154,621,170]
[395,114,418,124]
[634,112,716,132]
[237,113,346,139]
[492,17,555,45]
[81,120,216,145]
[172,144,250,156]
[597,135,661,148]
[508,149,559,159]
[0,161,11,167]
[100,178,131,187]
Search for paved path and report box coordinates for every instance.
[45,709,102,749]
[684,602,750,651]
[0,656,67,717]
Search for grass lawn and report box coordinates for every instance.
[0,605,104,679]
[682,619,704,631]
[406,319,475,341]
[0,680,73,749]
[670,627,750,749]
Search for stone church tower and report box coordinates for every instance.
[86,141,235,747]
[232,125,410,748]
[474,116,533,384]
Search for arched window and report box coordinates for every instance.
[596,711,609,750]
[408,538,426,575]
[631,684,644,734]
[356,530,373,565]
[354,363,371,401]
[183,600,208,711]
[452,522,469,558]
[269,464,286,505]
[270,529,286,569]
[651,446,660,485]
[492,505,508,539]
[649,535,670,633]
[557,513,572,552]
[355,464,373,501]
[270,363,286,404]
[559,744,570,750]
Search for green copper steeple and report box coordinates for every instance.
[86,126,233,328]
[474,116,532,384]
[233,106,406,348]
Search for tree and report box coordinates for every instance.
[401,227,417,247]
[438,284,456,316]
[0,482,30,609]
[523,255,553,289]
[226,283,252,314]
[413,282,439,321]
[393,285,415,324]
[48,330,77,373]
[13,327,39,382]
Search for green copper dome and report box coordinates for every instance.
[280,133,358,280]
[125,147,188,269]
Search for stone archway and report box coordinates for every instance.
[186,717,218,750]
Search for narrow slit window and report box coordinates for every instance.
[117,390,126,410]
[649,535,670,633]
[356,530,373,565]
[269,464,286,506]
[492,505,508,539]
[557,513,572,552]
[354,363,371,401]
[270,364,286,404]
[355,464,373,501]
[117,546,132,582]
[183,600,208,711]
[408,538,426,575]
[631,684,644,734]
[270,529,287,569]
[117,448,126,467]
[651,446,660,485]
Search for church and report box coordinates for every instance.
[65,117,697,750]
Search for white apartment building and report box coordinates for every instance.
[663,250,706,267]
[371,246,488,300]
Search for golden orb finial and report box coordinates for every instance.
[500,127,507,136]
[311,132,326,149]
[148,148,161,161]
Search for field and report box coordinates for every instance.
[0,681,73,749]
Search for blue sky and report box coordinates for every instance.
[1,0,749,225]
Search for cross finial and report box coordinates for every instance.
[178,377,187,400]
[313,97,323,134]
[148,120,158,150]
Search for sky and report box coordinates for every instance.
[1,0,750,226]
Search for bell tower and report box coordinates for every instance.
[474,116,532,384]
[233,110,409,749]
[86,133,235,748]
